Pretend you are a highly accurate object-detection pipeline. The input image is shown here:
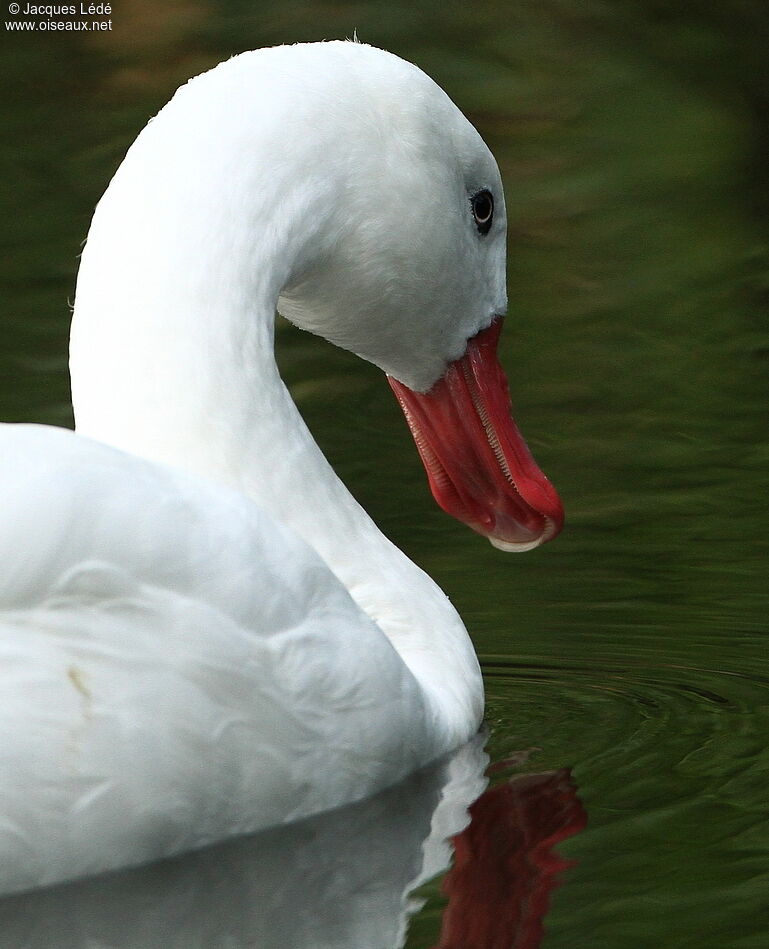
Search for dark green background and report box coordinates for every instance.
[1,2,767,945]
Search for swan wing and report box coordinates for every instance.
[0,424,431,893]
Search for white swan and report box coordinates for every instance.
[0,40,562,895]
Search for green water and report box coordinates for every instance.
[1,2,767,946]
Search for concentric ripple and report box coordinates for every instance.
[475,656,769,948]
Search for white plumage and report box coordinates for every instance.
[0,425,437,892]
[0,41,558,894]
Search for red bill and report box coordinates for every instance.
[388,318,563,551]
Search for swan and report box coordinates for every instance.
[0,40,563,894]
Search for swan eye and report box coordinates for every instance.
[470,190,494,235]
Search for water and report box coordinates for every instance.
[1,2,767,946]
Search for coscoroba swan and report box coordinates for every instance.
[0,41,563,894]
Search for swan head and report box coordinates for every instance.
[73,41,561,553]
[276,43,563,551]
[277,45,506,392]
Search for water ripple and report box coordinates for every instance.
[479,656,769,947]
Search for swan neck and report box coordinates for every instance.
[69,57,484,742]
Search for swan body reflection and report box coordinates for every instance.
[0,739,585,948]
[0,739,488,948]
